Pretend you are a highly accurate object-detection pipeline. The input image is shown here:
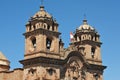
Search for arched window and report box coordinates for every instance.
[81,70,86,80]
[29,26,32,31]
[46,68,56,76]
[44,25,46,29]
[31,37,36,48]
[47,25,50,30]
[79,37,81,41]
[93,73,99,80]
[74,35,77,41]
[85,34,87,40]
[28,68,36,75]
[91,47,96,58]
[46,38,52,50]
[92,36,94,41]
[44,23,47,29]
[81,35,85,40]
[52,26,54,31]
[33,25,36,30]
[88,35,91,40]
[36,23,39,28]
[73,77,77,80]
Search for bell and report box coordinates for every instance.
[33,44,36,48]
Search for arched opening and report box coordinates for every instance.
[46,38,52,50]
[31,37,36,49]
[91,47,96,58]
[93,73,99,80]
[81,35,85,40]
[33,25,36,30]
[74,34,77,41]
[88,35,91,40]
[46,68,56,76]
[73,77,77,80]
[47,25,50,30]
[29,26,32,31]
[52,26,54,31]
[44,23,47,29]
[66,51,86,63]
[63,51,86,80]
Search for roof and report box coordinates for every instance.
[26,6,57,25]
[77,19,95,31]
[32,6,52,19]
[0,52,8,60]
[0,52,10,66]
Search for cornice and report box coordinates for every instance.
[87,63,107,73]
[19,56,65,67]
[23,28,61,37]
[73,40,102,47]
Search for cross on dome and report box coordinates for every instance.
[41,0,44,6]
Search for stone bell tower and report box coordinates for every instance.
[24,6,61,59]
[73,19,102,65]
[20,5,61,80]
[67,19,106,80]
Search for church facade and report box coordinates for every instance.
[0,5,106,80]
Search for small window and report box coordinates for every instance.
[29,26,32,31]
[73,77,77,80]
[88,35,91,40]
[94,73,99,80]
[31,37,36,48]
[74,35,77,41]
[47,25,50,30]
[79,37,81,41]
[28,68,36,75]
[44,23,47,29]
[95,34,99,41]
[33,25,36,30]
[52,26,54,31]
[92,36,94,41]
[81,35,85,40]
[91,47,95,58]
[46,68,56,76]
[46,38,52,50]
[81,70,86,80]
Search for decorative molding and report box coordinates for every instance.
[23,28,61,37]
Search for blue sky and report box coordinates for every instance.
[0,0,120,80]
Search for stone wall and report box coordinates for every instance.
[0,68,23,80]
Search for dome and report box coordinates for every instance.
[32,6,52,18]
[77,19,95,31]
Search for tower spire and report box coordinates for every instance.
[41,0,44,6]
[84,13,86,20]
[40,0,44,11]
[83,13,87,24]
